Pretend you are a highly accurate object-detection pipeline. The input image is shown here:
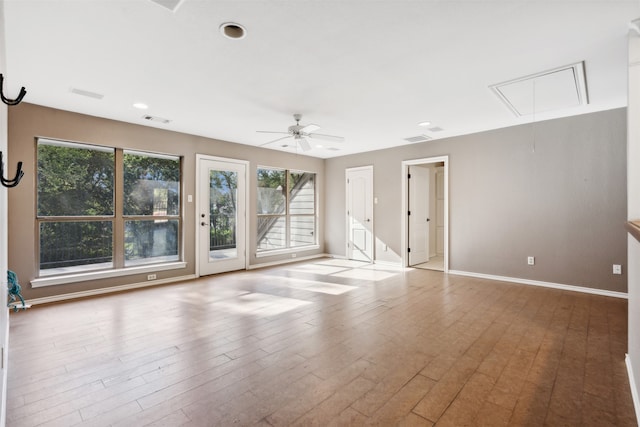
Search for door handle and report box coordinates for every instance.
[201,221,209,226]
[427,218,430,222]
[366,218,371,222]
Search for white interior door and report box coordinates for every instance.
[346,167,373,262]
[197,157,247,275]
[408,165,430,265]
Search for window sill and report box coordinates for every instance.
[255,245,319,258]
[31,262,187,288]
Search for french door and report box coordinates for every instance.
[197,156,247,276]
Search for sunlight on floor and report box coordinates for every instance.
[283,258,408,283]
[211,292,312,316]
[258,275,358,295]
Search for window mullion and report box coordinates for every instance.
[286,170,291,249]
[114,149,125,269]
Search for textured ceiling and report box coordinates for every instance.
[3,0,639,158]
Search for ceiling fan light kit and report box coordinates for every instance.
[257,114,345,152]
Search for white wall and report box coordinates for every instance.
[626,27,640,422]
[0,1,9,424]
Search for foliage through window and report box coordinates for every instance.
[123,151,180,267]
[257,167,316,252]
[37,139,181,276]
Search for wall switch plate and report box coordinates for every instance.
[527,256,535,265]
[613,264,622,275]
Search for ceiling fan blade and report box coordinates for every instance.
[257,130,290,135]
[259,135,292,147]
[300,124,320,134]
[308,133,345,142]
[298,138,311,152]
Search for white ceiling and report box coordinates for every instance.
[2,0,639,158]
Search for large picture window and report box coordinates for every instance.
[257,167,316,252]
[37,139,181,276]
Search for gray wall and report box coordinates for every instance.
[8,103,325,300]
[326,108,627,292]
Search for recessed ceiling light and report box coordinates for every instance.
[418,121,432,127]
[133,103,148,110]
[315,144,323,148]
[220,22,246,40]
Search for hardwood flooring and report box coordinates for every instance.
[6,258,637,426]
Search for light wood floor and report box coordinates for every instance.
[6,258,637,426]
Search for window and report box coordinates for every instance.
[37,139,181,276]
[123,151,181,267]
[257,167,316,252]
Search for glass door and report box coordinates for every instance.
[198,157,246,275]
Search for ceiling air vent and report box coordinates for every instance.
[404,135,432,143]
[489,61,588,117]
[142,115,171,124]
[148,0,184,12]
[70,87,104,100]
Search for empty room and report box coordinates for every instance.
[0,1,640,426]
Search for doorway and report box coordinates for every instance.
[346,166,373,262]
[196,155,248,276]
[402,156,448,272]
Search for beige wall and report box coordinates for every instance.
[8,103,325,300]
[326,108,628,292]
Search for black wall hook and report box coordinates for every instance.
[0,152,23,188]
[0,74,26,106]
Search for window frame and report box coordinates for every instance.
[34,138,185,284]
[256,166,318,256]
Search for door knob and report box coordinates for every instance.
[366,218,371,222]
[201,221,209,226]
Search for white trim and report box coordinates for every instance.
[25,274,198,305]
[248,253,327,270]
[31,262,187,288]
[256,245,320,258]
[448,270,628,299]
[626,354,640,425]
[402,156,449,272]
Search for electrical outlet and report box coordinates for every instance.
[147,274,156,280]
[527,256,535,266]
[291,253,297,258]
[613,264,622,275]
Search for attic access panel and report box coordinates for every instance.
[148,0,184,12]
[490,62,588,117]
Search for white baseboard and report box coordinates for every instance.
[626,354,640,424]
[25,274,198,306]
[448,270,628,299]
[374,260,403,267]
[247,253,329,270]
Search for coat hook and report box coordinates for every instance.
[0,74,27,106]
[0,152,24,188]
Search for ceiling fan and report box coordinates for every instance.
[257,114,344,152]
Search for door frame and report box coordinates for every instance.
[401,156,449,271]
[195,154,250,277]
[345,165,374,262]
